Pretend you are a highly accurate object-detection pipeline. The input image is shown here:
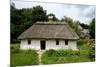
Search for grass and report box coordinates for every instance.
[10,44,39,66]
[41,39,95,64]
[41,49,91,64]
[42,49,80,57]
[10,39,95,65]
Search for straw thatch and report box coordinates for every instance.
[18,22,79,40]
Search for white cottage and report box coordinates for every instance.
[18,21,79,50]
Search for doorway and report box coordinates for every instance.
[40,40,46,50]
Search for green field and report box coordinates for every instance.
[10,44,39,66]
[41,39,95,64]
[10,39,95,66]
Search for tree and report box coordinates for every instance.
[80,23,89,29]
[10,3,33,43]
[32,5,48,22]
[61,16,82,36]
[11,5,49,43]
[61,16,73,24]
[89,18,95,39]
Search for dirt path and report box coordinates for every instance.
[37,50,45,65]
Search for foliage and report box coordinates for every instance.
[89,18,95,38]
[42,39,95,64]
[10,3,59,43]
[10,4,33,43]
[80,23,89,29]
[32,5,48,22]
[42,56,90,64]
[43,49,79,57]
[61,16,82,37]
[61,16,73,23]
[10,4,48,43]
[77,39,89,47]
[11,39,95,65]
[10,43,20,53]
[89,41,95,61]
[10,44,39,66]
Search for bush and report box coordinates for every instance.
[11,48,20,53]
[11,44,20,53]
[42,39,95,64]
[54,50,80,57]
[43,49,79,57]
[41,49,91,64]
[89,44,95,61]
[44,49,56,57]
[44,50,80,57]
[10,44,20,49]
[11,39,20,43]
[77,39,88,46]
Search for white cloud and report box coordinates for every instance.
[82,6,95,18]
[11,1,95,24]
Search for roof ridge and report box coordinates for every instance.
[35,21,67,25]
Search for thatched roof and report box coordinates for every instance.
[18,21,79,40]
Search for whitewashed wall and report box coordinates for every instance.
[68,40,78,50]
[46,40,69,50]
[20,39,78,50]
[20,39,40,50]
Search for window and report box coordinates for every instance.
[56,40,59,45]
[65,40,68,45]
[28,40,31,45]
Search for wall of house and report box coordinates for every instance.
[68,40,78,50]
[20,39,78,50]
[46,40,69,49]
[20,39,40,50]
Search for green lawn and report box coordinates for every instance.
[10,39,95,66]
[10,44,39,66]
[41,49,91,64]
[41,39,95,64]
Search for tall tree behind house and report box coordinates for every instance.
[11,3,48,43]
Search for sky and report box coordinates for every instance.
[11,0,95,24]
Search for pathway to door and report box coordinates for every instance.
[37,40,46,64]
[37,50,45,65]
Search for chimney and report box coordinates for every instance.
[48,15,53,22]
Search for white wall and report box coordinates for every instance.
[20,39,40,50]
[68,40,78,50]
[20,39,78,50]
[46,40,69,50]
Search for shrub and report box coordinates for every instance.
[89,44,95,61]
[56,50,80,57]
[77,39,88,46]
[11,44,20,53]
[42,39,94,64]
[11,48,20,53]
[43,49,56,57]
[11,39,20,43]
[10,44,20,49]
[42,49,90,64]
[42,49,80,57]
[10,46,14,49]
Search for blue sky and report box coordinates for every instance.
[11,0,95,24]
